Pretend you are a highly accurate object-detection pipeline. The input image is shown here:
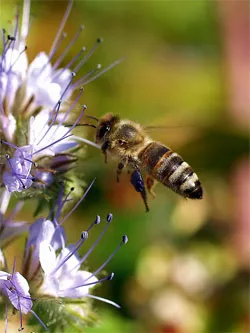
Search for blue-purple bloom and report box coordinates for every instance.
[0,0,125,331]
[0,266,47,331]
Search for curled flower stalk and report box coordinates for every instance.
[0,0,125,331]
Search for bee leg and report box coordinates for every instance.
[101,141,110,163]
[130,169,150,212]
[116,158,128,182]
[146,175,156,198]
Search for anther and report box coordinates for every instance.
[122,235,128,244]
[5,154,10,159]
[70,187,75,191]
[95,215,101,224]
[106,213,113,223]
[97,37,103,43]
[108,272,115,280]
[81,231,88,240]
[7,35,15,41]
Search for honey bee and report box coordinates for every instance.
[94,113,203,211]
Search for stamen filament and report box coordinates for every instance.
[59,178,95,225]
[29,310,48,331]
[52,47,86,81]
[73,38,103,73]
[52,25,85,70]
[62,273,114,291]
[86,294,120,308]
[72,218,113,271]
[32,133,72,156]
[49,0,73,57]
[84,235,128,283]
[81,58,123,86]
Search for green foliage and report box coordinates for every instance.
[29,298,97,332]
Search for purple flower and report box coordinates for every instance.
[38,214,128,307]
[0,0,121,143]
[0,267,47,331]
[23,181,94,279]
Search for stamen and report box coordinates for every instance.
[36,100,62,146]
[81,231,88,240]
[49,0,73,57]
[52,87,84,131]
[81,58,123,86]
[59,104,87,139]
[52,25,85,70]
[106,213,113,223]
[59,178,95,225]
[32,133,72,156]
[52,47,86,81]
[63,272,114,291]
[5,303,8,333]
[72,64,101,90]
[73,38,103,73]
[84,235,128,282]
[18,295,24,331]
[86,294,120,308]
[86,215,101,233]
[29,310,48,331]
[51,230,89,275]
[73,215,114,270]
[54,186,74,221]
[1,139,19,150]
[38,32,67,77]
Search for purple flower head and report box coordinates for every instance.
[0,263,47,331]
[39,213,128,308]
[23,180,94,280]
[0,0,121,144]
[1,101,86,192]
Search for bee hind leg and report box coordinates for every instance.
[146,175,156,198]
[130,169,150,212]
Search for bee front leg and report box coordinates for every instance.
[116,157,128,182]
[101,141,110,163]
[146,175,156,198]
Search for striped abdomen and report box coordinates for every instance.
[138,142,203,199]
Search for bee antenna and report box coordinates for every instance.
[65,123,97,129]
[86,115,99,122]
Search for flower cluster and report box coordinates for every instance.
[0,183,128,331]
[0,0,126,331]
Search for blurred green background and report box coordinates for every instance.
[1,0,249,332]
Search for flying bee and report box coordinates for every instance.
[90,112,203,211]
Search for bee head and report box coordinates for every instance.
[95,113,119,144]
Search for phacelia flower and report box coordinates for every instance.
[0,264,47,331]
[38,214,128,307]
[1,0,120,195]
